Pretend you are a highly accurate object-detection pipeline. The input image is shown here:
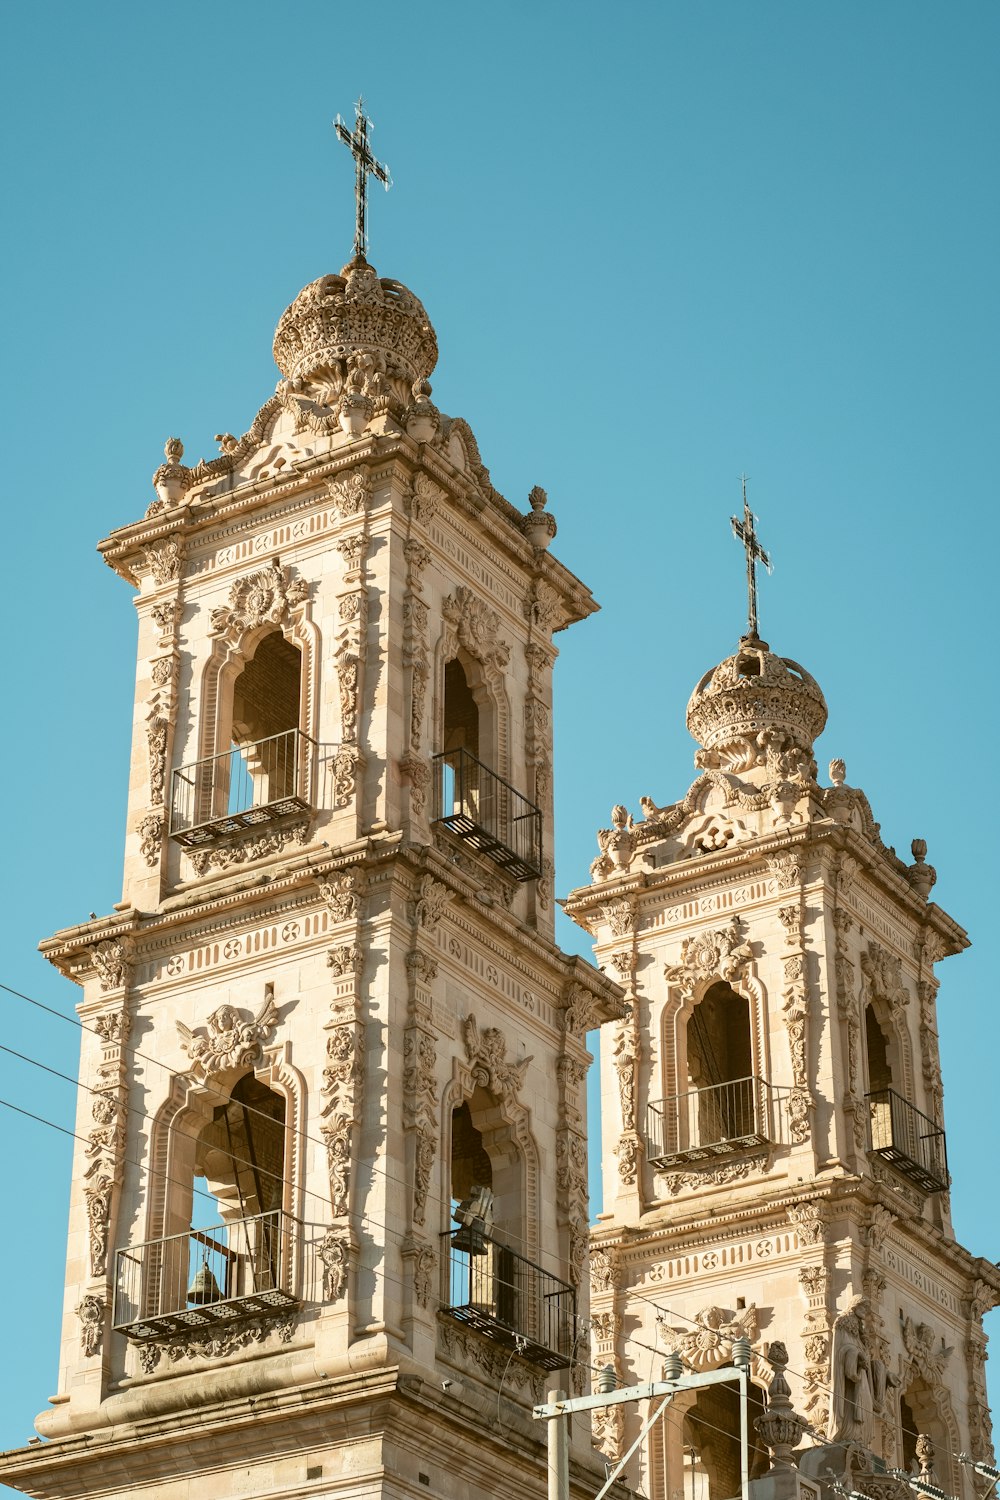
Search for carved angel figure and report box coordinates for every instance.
[463,1015,531,1098]
[177,994,278,1078]
[661,1304,758,1372]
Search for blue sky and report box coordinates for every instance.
[0,0,997,1477]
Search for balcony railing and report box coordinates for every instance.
[442,1227,575,1371]
[866,1088,948,1193]
[113,1209,299,1342]
[646,1075,787,1169]
[432,748,542,881]
[170,728,314,846]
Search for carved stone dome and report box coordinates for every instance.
[686,636,827,775]
[272,258,438,390]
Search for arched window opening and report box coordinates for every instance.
[685,982,756,1151]
[227,632,304,811]
[898,1381,955,1495]
[232,631,302,745]
[900,1392,920,1477]
[443,658,480,760]
[449,1088,521,1242]
[434,653,540,880]
[865,1005,893,1094]
[184,1076,288,1316]
[117,1073,297,1341]
[194,1074,286,1224]
[173,629,309,842]
[443,1086,570,1370]
[450,1099,493,1204]
[678,1383,768,1500]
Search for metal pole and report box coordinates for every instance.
[547,1388,569,1500]
[739,1368,749,1500]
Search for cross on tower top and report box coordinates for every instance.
[730,475,772,641]
[334,97,392,264]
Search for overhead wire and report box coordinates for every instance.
[0,976,555,1261]
[0,1086,976,1500]
[1,983,988,1483]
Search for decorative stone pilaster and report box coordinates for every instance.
[831,898,866,1155]
[776,881,813,1146]
[589,1247,625,1465]
[140,543,183,854]
[321,866,367,1223]
[400,537,432,828]
[797,1251,833,1435]
[333,521,370,812]
[967,1281,999,1479]
[555,1037,589,1298]
[83,995,131,1293]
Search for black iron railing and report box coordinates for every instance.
[113,1209,299,1342]
[646,1075,786,1168]
[866,1088,948,1193]
[432,748,542,881]
[442,1227,575,1371]
[170,728,314,846]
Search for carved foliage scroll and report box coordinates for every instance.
[779,905,814,1144]
[402,541,432,814]
[84,1005,131,1279]
[322,874,366,1222]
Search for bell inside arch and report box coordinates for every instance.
[187,1255,222,1305]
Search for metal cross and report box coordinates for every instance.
[730,476,772,640]
[334,97,392,263]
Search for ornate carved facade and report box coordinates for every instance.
[567,633,1000,1500]
[9,220,623,1500]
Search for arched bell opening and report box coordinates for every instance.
[443,1085,567,1368]
[865,1003,895,1095]
[119,1069,299,1339]
[449,1087,524,1251]
[443,656,482,762]
[899,1379,957,1496]
[684,982,757,1152]
[178,626,311,840]
[226,630,305,812]
[678,1381,769,1500]
[185,1074,288,1313]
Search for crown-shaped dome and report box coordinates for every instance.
[272,258,438,392]
[686,635,827,776]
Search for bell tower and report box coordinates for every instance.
[0,115,624,1500]
[566,521,1000,1500]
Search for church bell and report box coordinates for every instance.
[187,1256,222,1305]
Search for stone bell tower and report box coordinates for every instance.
[566,582,1000,1500]
[0,119,623,1500]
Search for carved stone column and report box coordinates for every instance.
[317,865,366,1331]
[774,881,814,1148]
[402,872,452,1323]
[794,1208,832,1435]
[556,994,590,1391]
[330,474,371,821]
[79,970,131,1375]
[399,535,433,834]
[589,1248,625,1465]
[138,538,184,894]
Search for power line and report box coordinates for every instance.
[1,984,987,1481]
[0,976,561,1262]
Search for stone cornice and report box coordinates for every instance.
[41,838,623,1029]
[565,822,967,958]
[98,429,598,626]
[594,1173,996,1292]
